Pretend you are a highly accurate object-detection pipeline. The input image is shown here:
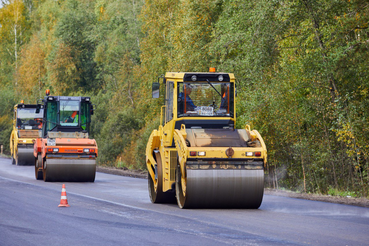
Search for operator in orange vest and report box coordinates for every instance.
[72,111,87,130]
[65,111,78,123]
[220,87,228,109]
[72,111,78,123]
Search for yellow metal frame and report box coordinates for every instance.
[146,72,267,193]
[9,104,39,162]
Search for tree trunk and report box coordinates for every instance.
[302,0,339,101]
[14,24,18,86]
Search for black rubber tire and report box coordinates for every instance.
[35,166,43,180]
[35,154,43,180]
[43,160,49,182]
[15,152,18,166]
[175,164,187,208]
[148,171,159,202]
[11,143,15,165]
[148,153,175,203]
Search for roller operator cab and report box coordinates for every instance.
[146,69,267,208]
[34,91,98,182]
[10,102,44,165]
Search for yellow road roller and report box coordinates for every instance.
[10,101,44,165]
[34,90,97,182]
[146,69,267,208]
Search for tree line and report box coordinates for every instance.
[0,0,368,197]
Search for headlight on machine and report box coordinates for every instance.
[246,151,262,157]
[83,148,96,154]
[189,151,206,156]
[198,151,206,156]
[246,152,253,156]
[47,148,59,153]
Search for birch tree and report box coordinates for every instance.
[0,0,29,86]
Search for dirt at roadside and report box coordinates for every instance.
[264,188,369,208]
[97,166,147,179]
[97,166,369,208]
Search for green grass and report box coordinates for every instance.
[328,187,358,198]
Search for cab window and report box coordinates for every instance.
[59,100,80,126]
[46,101,58,131]
[177,82,233,117]
[165,81,174,123]
[81,102,91,131]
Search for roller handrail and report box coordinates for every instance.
[146,130,160,183]
[253,129,267,164]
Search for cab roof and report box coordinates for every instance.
[165,72,235,82]
[14,104,40,109]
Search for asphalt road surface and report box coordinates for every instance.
[0,156,368,246]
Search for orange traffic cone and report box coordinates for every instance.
[58,184,70,207]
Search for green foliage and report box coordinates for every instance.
[0,0,31,86]
[0,0,369,197]
[51,0,98,93]
[96,108,141,166]
[0,85,16,154]
[328,186,358,198]
[132,117,160,170]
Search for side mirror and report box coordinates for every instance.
[152,82,160,98]
[35,105,41,114]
